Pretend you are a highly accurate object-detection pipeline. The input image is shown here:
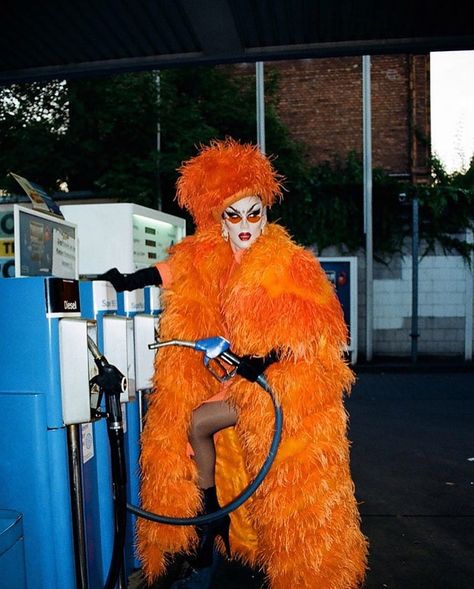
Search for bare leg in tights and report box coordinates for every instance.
[189,401,237,489]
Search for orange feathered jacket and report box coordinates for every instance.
[137,223,368,588]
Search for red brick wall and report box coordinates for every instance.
[235,54,430,181]
[408,55,431,183]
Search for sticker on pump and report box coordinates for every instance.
[0,239,14,257]
[81,423,94,463]
[121,403,127,434]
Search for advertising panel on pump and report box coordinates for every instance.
[14,205,78,279]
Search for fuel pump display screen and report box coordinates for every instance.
[14,205,77,279]
[133,213,180,266]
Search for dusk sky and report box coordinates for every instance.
[430,50,474,173]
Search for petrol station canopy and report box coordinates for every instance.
[1,0,473,85]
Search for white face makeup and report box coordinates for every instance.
[221,195,267,251]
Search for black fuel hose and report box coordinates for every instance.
[126,373,282,525]
[104,426,127,589]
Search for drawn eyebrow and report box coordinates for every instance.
[247,203,261,213]
[227,203,261,215]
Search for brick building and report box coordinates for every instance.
[237,54,431,183]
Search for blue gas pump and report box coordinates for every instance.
[78,279,120,587]
[0,277,96,589]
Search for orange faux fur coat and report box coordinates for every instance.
[137,223,368,588]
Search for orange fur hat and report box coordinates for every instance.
[176,138,284,230]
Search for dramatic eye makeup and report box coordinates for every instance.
[223,204,262,224]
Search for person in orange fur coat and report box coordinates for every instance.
[101,138,368,588]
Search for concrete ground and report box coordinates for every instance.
[349,369,474,589]
[129,368,474,588]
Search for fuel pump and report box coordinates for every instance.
[0,277,100,589]
[79,281,161,584]
[79,279,124,587]
[71,278,148,588]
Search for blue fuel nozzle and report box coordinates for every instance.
[194,336,230,359]
[148,336,241,382]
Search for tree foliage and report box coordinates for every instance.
[64,73,158,206]
[275,151,474,261]
[0,80,68,192]
[0,67,308,226]
[272,151,408,256]
[415,156,474,260]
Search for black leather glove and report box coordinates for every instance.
[236,350,279,382]
[96,266,162,292]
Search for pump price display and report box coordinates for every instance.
[133,214,180,264]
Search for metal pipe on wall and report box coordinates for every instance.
[411,196,420,362]
[363,55,373,361]
[256,61,265,153]
[155,70,162,210]
[465,229,473,360]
